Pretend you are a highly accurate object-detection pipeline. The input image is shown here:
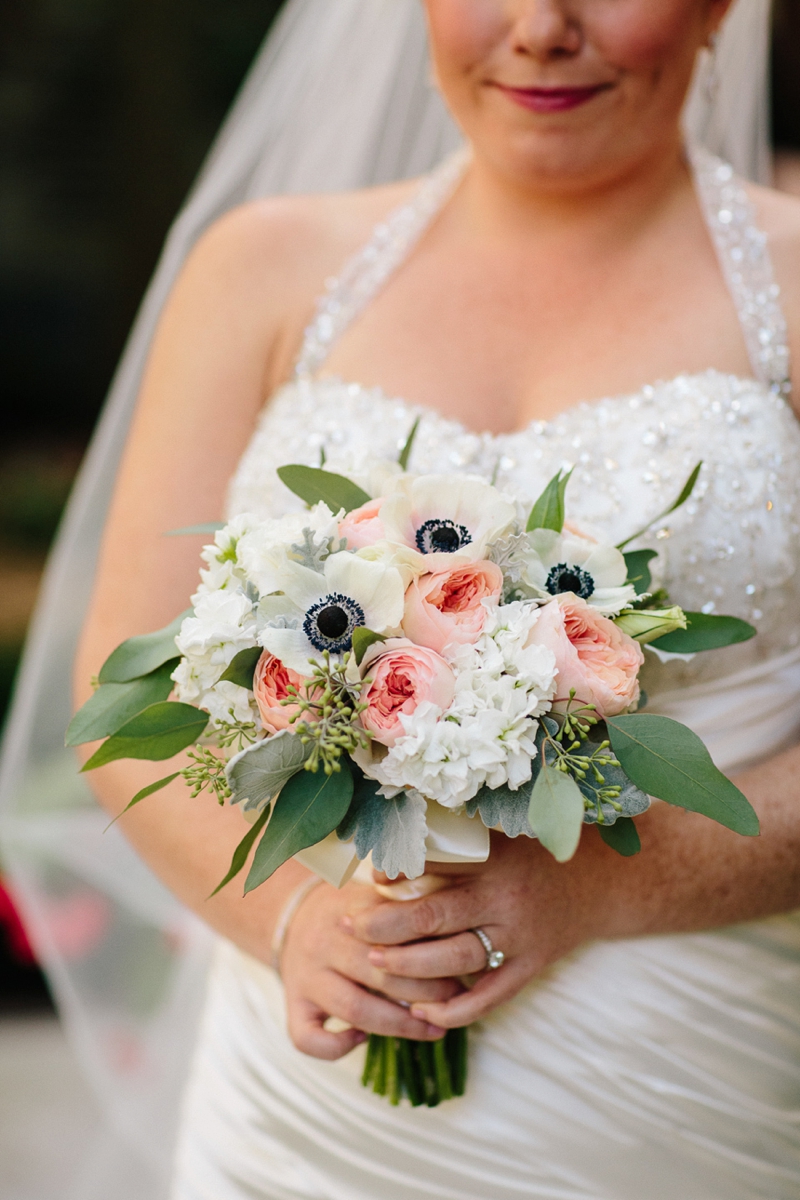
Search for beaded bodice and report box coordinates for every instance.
[228,148,800,691]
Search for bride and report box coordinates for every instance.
[5,0,800,1197]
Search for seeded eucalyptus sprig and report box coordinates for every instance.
[539,692,624,818]
[182,745,232,804]
[283,651,372,776]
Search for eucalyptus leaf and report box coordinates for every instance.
[598,817,641,857]
[606,713,759,835]
[81,702,208,771]
[528,763,585,862]
[226,731,312,812]
[352,627,386,667]
[105,772,181,830]
[209,804,271,897]
[648,612,756,654]
[276,464,370,514]
[98,610,191,685]
[617,462,702,549]
[219,646,262,690]
[623,548,658,595]
[66,659,178,746]
[526,469,573,533]
[245,762,354,892]
[165,523,224,537]
[466,782,535,838]
[338,777,428,879]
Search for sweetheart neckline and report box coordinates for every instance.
[282,366,789,445]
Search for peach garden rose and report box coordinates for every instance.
[360,639,456,747]
[252,650,308,733]
[402,560,504,656]
[527,594,644,717]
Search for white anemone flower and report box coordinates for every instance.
[379,474,517,570]
[522,528,636,615]
[260,551,405,673]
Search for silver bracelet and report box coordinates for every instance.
[270,876,324,975]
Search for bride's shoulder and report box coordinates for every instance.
[185,179,418,300]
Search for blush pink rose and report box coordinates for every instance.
[360,639,455,747]
[402,560,503,655]
[338,498,386,550]
[253,651,308,733]
[528,595,644,717]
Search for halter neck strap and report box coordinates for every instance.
[294,144,792,397]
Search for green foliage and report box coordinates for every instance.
[526,469,573,533]
[527,763,585,861]
[398,417,420,470]
[276,464,371,514]
[337,776,427,879]
[606,713,759,835]
[244,761,354,891]
[219,646,262,689]
[352,627,386,666]
[66,659,178,746]
[288,652,371,774]
[226,730,311,812]
[98,610,191,684]
[623,548,658,595]
[105,772,181,830]
[81,702,208,770]
[617,461,702,549]
[649,612,756,654]
[598,817,642,856]
[209,805,272,898]
[466,782,535,838]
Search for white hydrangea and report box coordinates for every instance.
[236,503,342,597]
[363,601,557,809]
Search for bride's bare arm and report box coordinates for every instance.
[76,197,446,1057]
[346,742,800,1029]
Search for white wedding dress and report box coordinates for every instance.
[170,148,800,1200]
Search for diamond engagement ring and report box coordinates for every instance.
[471,927,505,970]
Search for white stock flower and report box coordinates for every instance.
[172,590,259,722]
[260,550,405,673]
[361,600,557,809]
[379,474,517,570]
[521,528,636,615]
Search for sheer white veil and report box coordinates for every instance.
[0,1,774,1195]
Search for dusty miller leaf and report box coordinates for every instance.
[226,731,312,813]
[338,778,428,880]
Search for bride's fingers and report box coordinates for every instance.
[346,885,487,946]
[336,939,462,1002]
[368,931,489,979]
[409,960,528,1030]
[310,971,447,1041]
[286,995,368,1061]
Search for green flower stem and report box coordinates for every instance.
[361,1031,468,1107]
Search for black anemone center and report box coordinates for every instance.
[415,518,472,555]
[545,562,595,601]
[303,592,365,654]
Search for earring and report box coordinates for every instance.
[704,31,720,104]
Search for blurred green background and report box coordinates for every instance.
[1,0,800,1004]
[0,0,286,1009]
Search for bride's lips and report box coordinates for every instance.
[491,83,611,113]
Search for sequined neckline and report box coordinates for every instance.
[293,366,789,445]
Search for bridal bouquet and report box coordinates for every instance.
[70,433,758,1107]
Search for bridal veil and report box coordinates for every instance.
[0,1,775,1195]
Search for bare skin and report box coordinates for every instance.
[77,0,800,1060]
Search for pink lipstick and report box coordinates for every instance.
[493,84,610,113]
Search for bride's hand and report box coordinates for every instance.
[344,829,612,1031]
[280,878,457,1060]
